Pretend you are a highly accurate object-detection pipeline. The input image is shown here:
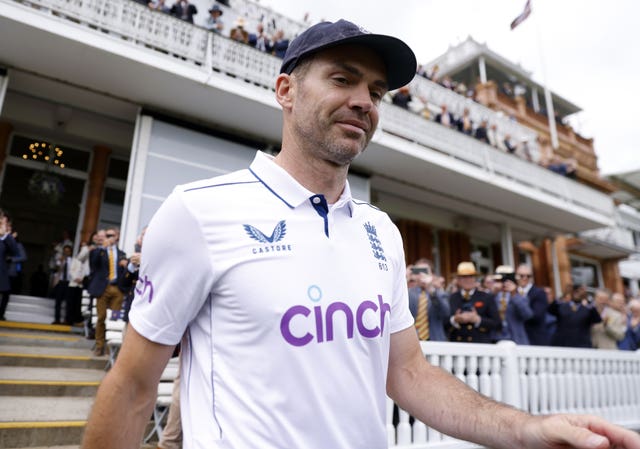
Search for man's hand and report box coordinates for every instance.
[129,253,141,266]
[520,413,640,449]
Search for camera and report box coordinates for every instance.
[411,267,431,275]
[494,272,516,283]
[461,302,474,312]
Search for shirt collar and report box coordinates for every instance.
[248,151,354,215]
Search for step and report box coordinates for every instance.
[0,345,107,370]
[0,330,91,349]
[0,367,104,396]
[0,396,91,448]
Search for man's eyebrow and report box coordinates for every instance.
[333,61,388,90]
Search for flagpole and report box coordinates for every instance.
[531,4,559,149]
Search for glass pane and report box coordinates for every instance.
[10,135,90,172]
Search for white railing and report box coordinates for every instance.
[388,341,640,448]
[379,103,614,219]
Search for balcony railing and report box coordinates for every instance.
[379,103,614,219]
[388,341,640,448]
[4,0,615,221]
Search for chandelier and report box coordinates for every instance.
[24,141,66,204]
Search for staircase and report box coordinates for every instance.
[0,295,156,448]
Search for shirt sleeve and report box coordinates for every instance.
[128,189,215,346]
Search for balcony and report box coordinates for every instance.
[0,0,616,236]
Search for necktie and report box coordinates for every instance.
[463,290,470,300]
[415,290,430,341]
[62,258,68,281]
[499,292,507,322]
[108,247,115,281]
[518,287,525,296]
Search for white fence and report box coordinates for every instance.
[388,341,640,448]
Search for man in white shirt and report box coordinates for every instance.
[82,19,640,449]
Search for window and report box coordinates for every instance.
[10,135,90,172]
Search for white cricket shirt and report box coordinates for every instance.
[129,151,413,449]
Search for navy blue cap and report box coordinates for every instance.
[280,19,416,91]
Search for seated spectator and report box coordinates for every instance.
[474,119,490,145]
[425,64,439,82]
[170,0,197,23]
[416,64,429,79]
[619,298,640,351]
[546,156,575,177]
[271,29,289,59]
[503,134,517,154]
[230,17,249,44]
[148,0,170,13]
[435,104,454,128]
[520,137,533,162]
[391,86,412,110]
[591,290,627,349]
[248,22,272,53]
[454,81,467,97]
[456,108,473,135]
[565,158,578,179]
[205,4,224,33]
[549,284,602,348]
[439,75,454,90]
[487,123,499,148]
[500,81,514,97]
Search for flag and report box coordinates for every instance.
[510,0,532,30]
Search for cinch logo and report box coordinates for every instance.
[243,220,293,255]
[280,285,391,347]
[134,275,154,303]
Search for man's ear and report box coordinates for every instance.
[275,73,294,110]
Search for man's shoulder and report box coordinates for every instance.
[176,169,255,194]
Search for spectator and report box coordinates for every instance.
[407,258,450,342]
[491,265,533,345]
[0,210,18,321]
[148,0,170,13]
[515,264,549,346]
[391,86,412,110]
[448,261,501,343]
[205,4,224,34]
[119,227,146,327]
[503,133,517,154]
[425,64,439,82]
[439,75,454,90]
[619,298,640,350]
[435,104,454,128]
[65,247,86,327]
[52,244,73,325]
[549,284,602,348]
[6,223,27,294]
[487,123,499,148]
[77,230,105,339]
[229,17,249,44]
[456,107,473,135]
[87,227,127,356]
[474,119,490,145]
[248,22,272,53]
[271,29,289,58]
[590,289,627,349]
[170,0,197,23]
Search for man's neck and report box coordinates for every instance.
[274,147,348,204]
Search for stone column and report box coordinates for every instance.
[80,145,111,243]
[601,259,623,294]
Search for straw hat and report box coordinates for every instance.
[456,261,478,276]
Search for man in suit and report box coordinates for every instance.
[549,284,602,348]
[448,262,501,343]
[88,226,127,356]
[0,210,18,321]
[516,264,550,345]
[407,258,450,342]
[491,265,533,345]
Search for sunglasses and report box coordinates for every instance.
[517,274,532,278]
[106,233,116,238]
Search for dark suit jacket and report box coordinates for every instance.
[524,285,550,345]
[549,300,601,348]
[448,289,501,343]
[408,287,450,341]
[0,234,18,292]
[87,246,126,297]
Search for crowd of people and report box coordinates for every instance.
[392,66,581,180]
[134,0,292,58]
[406,259,640,350]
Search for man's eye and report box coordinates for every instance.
[334,77,349,84]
